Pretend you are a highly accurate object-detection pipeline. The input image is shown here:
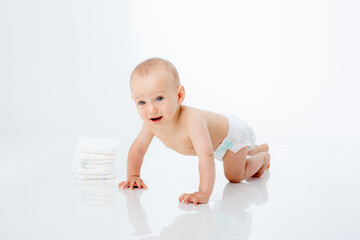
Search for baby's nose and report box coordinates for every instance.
[150,103,158,113]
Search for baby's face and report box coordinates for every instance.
[130,69,181,128]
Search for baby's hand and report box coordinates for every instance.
[179,191,210,205]
[118,177,148,190]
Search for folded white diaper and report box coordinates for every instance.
[74,166,114,175]
[72,137,120,180]
[75,152,116,160]
[75,146,118,155]
[74,162,114,169]
[75,173,116,180]
[78,137,120,146]
[74,158,115,166]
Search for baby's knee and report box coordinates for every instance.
[228,178,244,183]
[225,173,245,183]
[227,177,245,183]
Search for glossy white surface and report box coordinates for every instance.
[1,137,359,239]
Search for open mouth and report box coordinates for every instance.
[150,116,163,122]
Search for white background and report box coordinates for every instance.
[1,0,359,150]
[1,1,360,239]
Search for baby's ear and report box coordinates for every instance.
[177,85,185,104]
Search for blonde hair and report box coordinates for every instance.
[130,57,180,86]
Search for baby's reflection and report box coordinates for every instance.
[120,189,151,235]
[124,172,269,239]
[73,180,117,216]
[211,172,269,239]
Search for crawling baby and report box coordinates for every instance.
[119,58,270,205]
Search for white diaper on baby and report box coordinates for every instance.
[214,114,256,161]
[72,137,120,180]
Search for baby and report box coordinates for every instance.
[119,58,270,205]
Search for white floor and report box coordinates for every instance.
[1,137,359,240]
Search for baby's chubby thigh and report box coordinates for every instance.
[222,146,248,183]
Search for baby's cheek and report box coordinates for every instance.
[140,113,147,121]
[169,106,178,117]
[137,109,146,120]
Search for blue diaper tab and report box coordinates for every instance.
[214,140,234,160]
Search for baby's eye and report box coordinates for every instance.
[138,101,145,106]
[156,96,164,102]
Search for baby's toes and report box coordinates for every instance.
[253,165,267,178]
[252,173,261,178]
[262,143,269,152]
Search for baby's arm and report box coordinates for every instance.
[119,123,154,190]
[179,115,215,205]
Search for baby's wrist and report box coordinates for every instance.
[198,190,211,198]
[127,174,140,179]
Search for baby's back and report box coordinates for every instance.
[151,106,229,156]
[197,108,229,150]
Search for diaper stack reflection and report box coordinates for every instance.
[73,137,120,180]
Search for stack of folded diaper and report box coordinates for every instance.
[73,137,120,180]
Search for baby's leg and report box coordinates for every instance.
[222,147,270,183]
[250,152,270,178]
[247,143,269,156]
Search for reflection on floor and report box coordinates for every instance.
[2,145,359,239]
[72,172,270,240]
[138,174,269,240]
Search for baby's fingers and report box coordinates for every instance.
[130,180,136,190]
[179,193,187,203]
[184,195,193,204]
[136,180,143,189]
[138,180,147,189]
[118,181,127,189]
[179,193,193,204]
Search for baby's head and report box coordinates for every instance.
[130,58,185,127]
[130,58,180,88]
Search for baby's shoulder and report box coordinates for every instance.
[180,105,204,121]
[181,106,226,128]
[179,105,214,129]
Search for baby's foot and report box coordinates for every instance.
[262,143,269,152]
[252,152,270,178]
